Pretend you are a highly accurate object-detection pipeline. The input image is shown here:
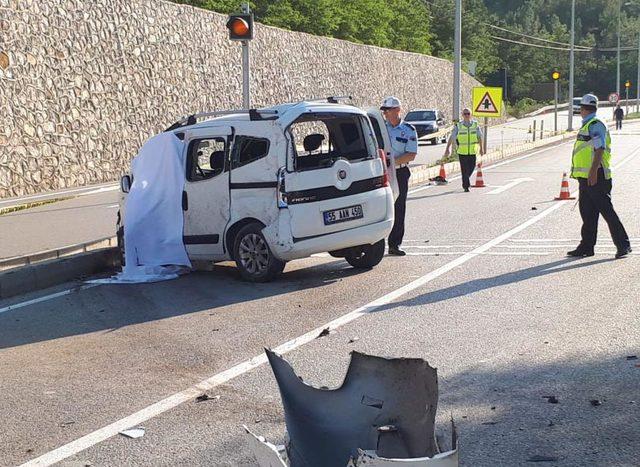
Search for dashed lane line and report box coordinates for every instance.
[22,143,640,467]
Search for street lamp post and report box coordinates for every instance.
[453,0,461,121]
[552,71,560,133]
[637,34,640,113]
[568,0,575,131]
[618,0,622,96]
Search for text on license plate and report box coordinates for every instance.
[323,204,364,225]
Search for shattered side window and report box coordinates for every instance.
[186,137,226,182]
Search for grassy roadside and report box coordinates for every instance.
[0,197,72,216]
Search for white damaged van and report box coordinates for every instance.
[118,98,395,282]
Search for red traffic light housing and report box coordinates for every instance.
[226,14,253,41]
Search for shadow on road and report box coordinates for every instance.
[373,257,613,312]
[438,354,639,466]
[0,259,362,350]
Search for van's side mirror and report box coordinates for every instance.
[120,175,132,193]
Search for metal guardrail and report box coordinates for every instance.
[0,236,118,272]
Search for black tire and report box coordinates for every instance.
[345,239,386,269]
[233,223,285,282]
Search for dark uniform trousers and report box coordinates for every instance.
[578,168,630,251]
[615,119,623,130]
[388,166,411,248]
[459,155,477,189]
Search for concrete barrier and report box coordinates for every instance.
[0,248,119,299]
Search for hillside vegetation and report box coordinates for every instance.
[173,0,640,102]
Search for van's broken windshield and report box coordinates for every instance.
[289,113,378,171]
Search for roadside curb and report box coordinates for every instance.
[0,248,119,299]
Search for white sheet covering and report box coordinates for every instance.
[91,132,191,284]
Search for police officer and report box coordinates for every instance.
[567,94,631,259]
[444,108,485,192]
[380,97,418,256]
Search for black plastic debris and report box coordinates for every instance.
[527,455,559,462]
[626,355,638,360]
[531,207,538,210]
[590,399,602,406]
[317,327,331,338]
[543,396,559,404]
[195,394,220,403]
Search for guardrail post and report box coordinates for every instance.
[540,120,544,140]
[532,120,537,142]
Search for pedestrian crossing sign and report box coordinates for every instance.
[472,87,503,118]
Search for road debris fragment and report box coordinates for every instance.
[527,455,559,462]
[246,349,458,466]
[626,355,637,360]
[119,427,145,439]
[317,327,331,338]
[590,399,602,406]
[195,394,220,403]
[543,396,559,404]
[531,207,538,210]
[348,337,359,344]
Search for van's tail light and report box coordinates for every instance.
[378,149,390,187]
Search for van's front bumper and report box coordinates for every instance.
[273,217,394,261]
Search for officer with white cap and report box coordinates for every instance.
[567,93,631,258]
[380,96,418,256]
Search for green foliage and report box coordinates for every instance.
[171,0,640,103]
[506,98,552,118]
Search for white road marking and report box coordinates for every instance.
[17,164,597,467]
[408,141,572,195]
[83,186,120,196]
[485,177,534,195]
[0,285,99,316]
[17,141,640,467]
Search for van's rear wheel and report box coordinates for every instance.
[345,239,385,269]
[233,223,285,282]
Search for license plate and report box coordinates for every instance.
[323,204,363,225]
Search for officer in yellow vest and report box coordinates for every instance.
[568,94,631,258]
[444,108,485,192]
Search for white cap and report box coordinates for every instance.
[580,93,598,108]
[380,96,401,110]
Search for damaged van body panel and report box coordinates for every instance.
[264,349,443,467]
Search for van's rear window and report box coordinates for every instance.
[288,113,377,171]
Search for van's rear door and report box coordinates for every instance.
[366,109,398,199]
[282,112,390,240]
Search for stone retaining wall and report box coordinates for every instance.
[0,0,481,198]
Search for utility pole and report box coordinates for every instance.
[241,2,251,109]
[617,0,622,97]
[568,0,575,131]
[453,0,461,121]
[637,33,640,113]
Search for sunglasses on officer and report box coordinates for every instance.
[462,111,471,116]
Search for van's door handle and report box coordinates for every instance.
[182,191,188,211]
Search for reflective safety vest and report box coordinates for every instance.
[456,121,479,156]
[571,117,612,179]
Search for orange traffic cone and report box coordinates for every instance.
[473,162,486,188]
[554,172,576,200]
[439,163,447,180]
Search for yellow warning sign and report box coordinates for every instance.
[472,87,503,118]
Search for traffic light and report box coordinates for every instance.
[625,80,631,89]
[226,13,254,41]
[552,71,560,81]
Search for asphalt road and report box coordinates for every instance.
[0,109,618,260]
[1,123,639,466]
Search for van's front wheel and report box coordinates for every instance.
[345,239,385,269]
[233,223,285,282]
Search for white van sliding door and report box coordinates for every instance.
[182,126,233,259]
